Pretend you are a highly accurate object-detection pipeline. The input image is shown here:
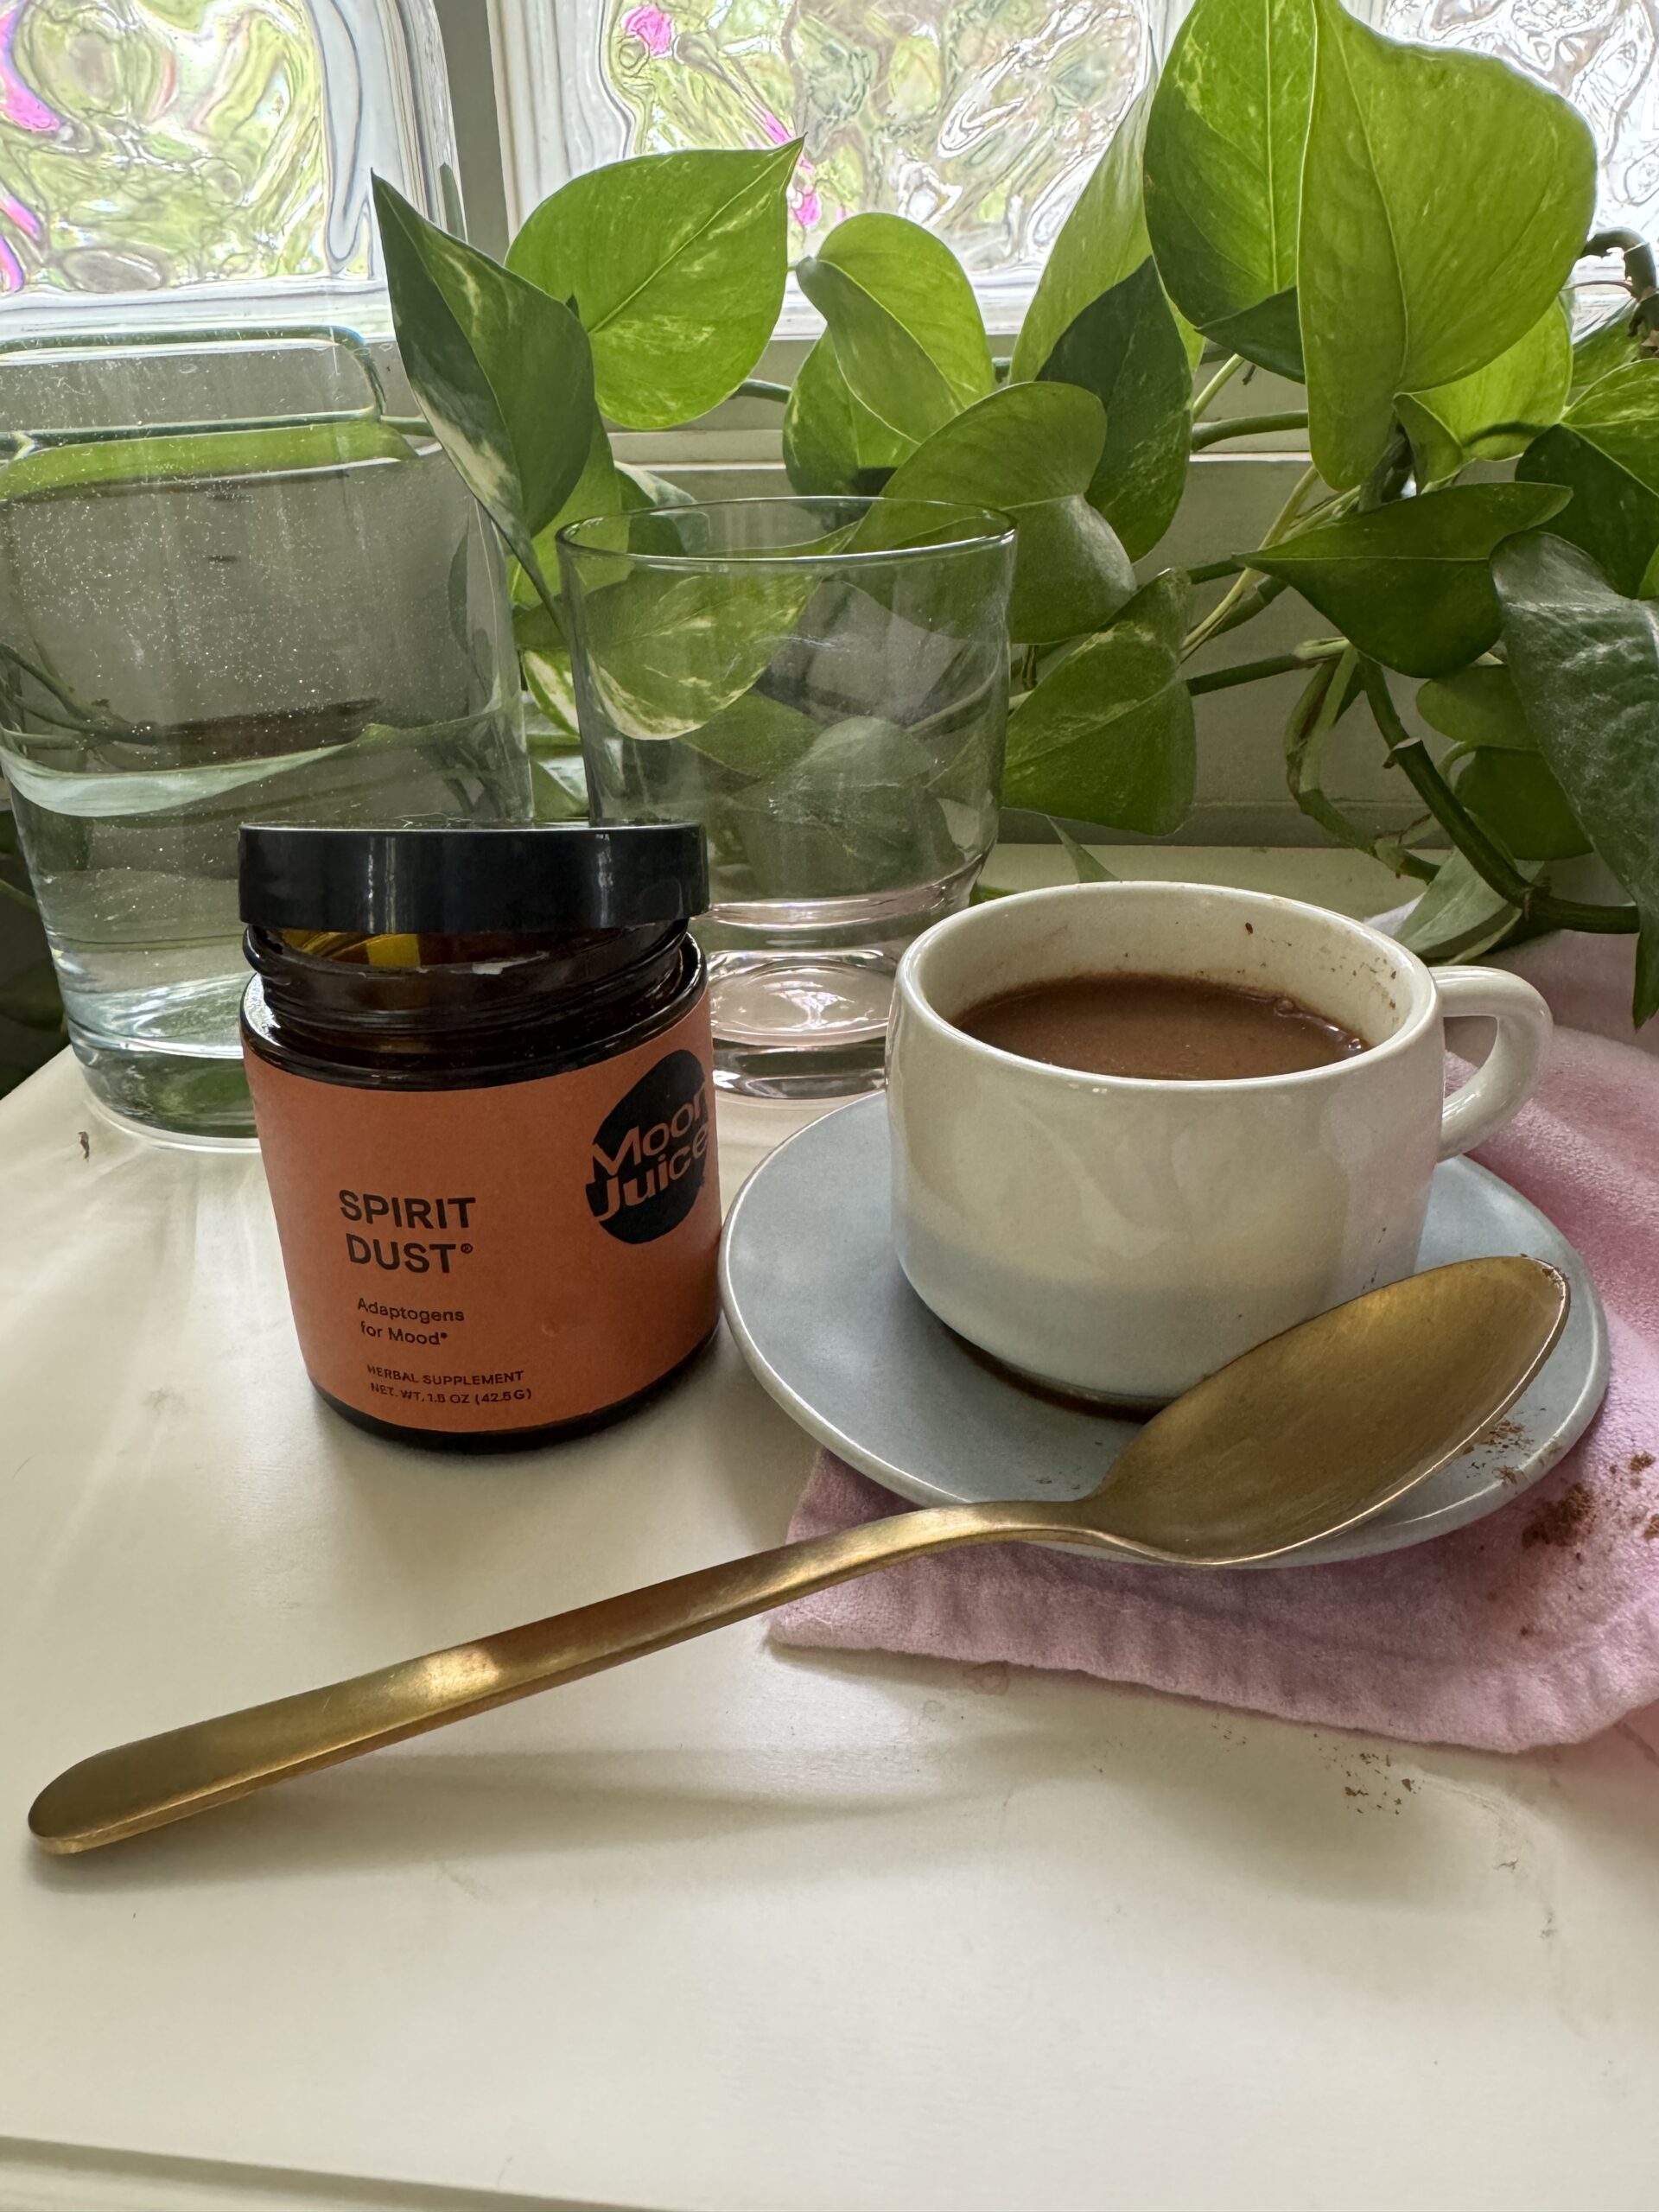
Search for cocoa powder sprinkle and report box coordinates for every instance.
[1521,1482,1596,1550]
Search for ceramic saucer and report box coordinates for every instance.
[719,1094,1610,1568]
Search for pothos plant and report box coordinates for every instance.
[375,0,1659,1027]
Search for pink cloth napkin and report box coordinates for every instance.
[771,932,1659,1751]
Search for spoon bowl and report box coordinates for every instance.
[1071,1254,1570,1562]
[29,1255,1567,1853]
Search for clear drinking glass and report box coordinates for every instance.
[0,359,529,1142]
[557,497,1016,1098]
[0,0,531,1141]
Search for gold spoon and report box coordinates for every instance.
[30,1255,1567,1854]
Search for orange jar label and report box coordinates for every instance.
[245,994,720,1435]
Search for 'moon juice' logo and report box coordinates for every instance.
[586,1048,709,1243]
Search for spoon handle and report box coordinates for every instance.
[30,1498,1073,1854]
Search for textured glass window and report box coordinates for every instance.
[516,0,1659,325]
[565,0,1162,315]
[0,0,455,324]
[0,0,336,298]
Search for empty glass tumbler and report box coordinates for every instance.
[557,497,1015,1097]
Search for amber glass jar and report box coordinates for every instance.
[240,823,718,1452]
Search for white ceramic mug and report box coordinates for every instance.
[886,881,1552,1405]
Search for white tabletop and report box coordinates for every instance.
[5,851,1659,2212]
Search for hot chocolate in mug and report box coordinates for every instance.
[885,882,1553,1405]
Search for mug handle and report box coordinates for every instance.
[1433,966,1554,1162]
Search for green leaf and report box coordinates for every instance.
[523,649,581,741]
[1572,308,1642,395]
[1001,573,1195,829]
[616,463,696,510]
[1014,89,1156,382]
[532,759,590,822]
[558,559,818,741]
[1517,361,1659,594]
[798,213,992,444]
[1452,747,1589,861]
[0,420,412,503]
[374,175,594,580]
[782,336,912,495]
[1494,530,1659,1021]
[1036,258,1192,559]
[1050,820,1120,881]
[505,145,798,430]
[1205,290,1306,382]
[682,690,820,780]
[508,417,626,608]
[513,598,563,654]
[1141,0,1314,378]
[1249,483,1571,677]
[1395,849,1526,960]
[796,264,953,445]
[1298,0,1597,487]
[874,384,1135,645]
[723,716,961,899]
[508,441,692,648]
[1397,306,1573,485]
[1417,664,1535,751]
[812,214,993,412]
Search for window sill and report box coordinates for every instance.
[980,842,1404,919]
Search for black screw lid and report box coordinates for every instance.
[239,823,708,935]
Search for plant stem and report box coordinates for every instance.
[510,533,565,637]
[1262,463,1322,547]
[737,378,792,404]
[0,643,130,734]
[1284,657,1438,880]
[1180,463,1319,658]
[1587,227,1658,303]
[1189,654,1302,695]
[1211,575,1292,641]
[1183,572,1259,658]
[1359,658,1640,932]
[1186,640,1347,695]
[1190,410,1309,452]
[1185,556,1246,585]
[1192,354,1244,418]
